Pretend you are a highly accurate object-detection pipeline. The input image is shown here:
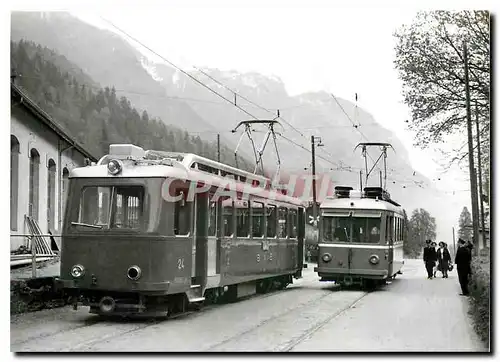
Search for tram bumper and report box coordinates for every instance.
[55,277,171,293]
[315,267,388,280]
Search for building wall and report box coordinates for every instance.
[10,105,88,251]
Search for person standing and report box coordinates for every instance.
[437,242,451,278]
[423,240,437,279]
[430,241,438,277]
[455,238,472,296]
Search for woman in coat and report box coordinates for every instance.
[437,242,451,278]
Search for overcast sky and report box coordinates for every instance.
[6,0,496,238]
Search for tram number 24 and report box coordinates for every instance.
[177,258,185,270]
[256,252,273,263]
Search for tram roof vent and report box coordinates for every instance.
[109,144,146,160]
[334,186,353,199]
[363,187,385,200]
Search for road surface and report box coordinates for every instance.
[10,260,486,352]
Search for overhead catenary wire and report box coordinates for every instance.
[17,20,460,192]
[15,30,370,176]
[99,16,350,172]
[100,17,265,123]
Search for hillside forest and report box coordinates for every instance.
[10,40,254,170]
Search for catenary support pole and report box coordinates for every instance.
[463,42,480,255]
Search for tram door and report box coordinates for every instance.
[386,214,394,275]
[206,193,221,288]
[194,193,208,288]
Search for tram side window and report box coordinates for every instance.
[386,215,394,241]
[278,207,288,238]
[208,195,217,237]
[396,218,401,241]
[174,190,191,236]
[222,200,234,237]
[289,209,298,239]
[236,202,250,237]
[323,216,350,242]
[267,205,277,238]
[252,201,265,237]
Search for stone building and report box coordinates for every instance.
[10,81,97,251]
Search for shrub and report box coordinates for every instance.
[10,277,67,315]
[468,249,490,349]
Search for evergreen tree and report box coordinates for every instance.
[458,207,473,241]
[10,40,254,169]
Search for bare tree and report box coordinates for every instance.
[394,11,490,175]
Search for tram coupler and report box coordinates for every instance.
[72,297,78,310]
[343,276,354,286]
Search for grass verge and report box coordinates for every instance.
[468,248,490,349]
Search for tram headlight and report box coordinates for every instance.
[322,253,332,263]
[127,265,142,281]
[107,159,122,175]
[70,264,85,278]
[369,255,380,265]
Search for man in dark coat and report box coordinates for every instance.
[423,240,438,279]
[455,238,472,296]
[437,241,451,278]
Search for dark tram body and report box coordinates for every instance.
[314,186,405,288]
[56,144,306,317]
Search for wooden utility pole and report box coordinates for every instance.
[217,134,220,162]
[463,42,480,254]
[475,101,486,249]
[311,135,318,228]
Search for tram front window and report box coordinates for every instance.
[352,217,381,243]
[323,216,381,243]
[323,216,350,242]
[73,185,144,230]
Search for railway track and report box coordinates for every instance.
[11,276,318,351]
[12,271,382,352]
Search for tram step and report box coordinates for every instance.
[186,284,205,304]
[188,297,206,303]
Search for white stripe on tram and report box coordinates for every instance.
[318,243,391,249]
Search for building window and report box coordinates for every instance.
[267,205,277,238]
[47,159,56,231]
[61,167,70,224]
[29,148,40,222]
[10,135,20,231]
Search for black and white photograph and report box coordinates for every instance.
[7,0,492,354]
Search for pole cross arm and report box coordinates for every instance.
[231,119,282,133]
[354,142,395,152]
